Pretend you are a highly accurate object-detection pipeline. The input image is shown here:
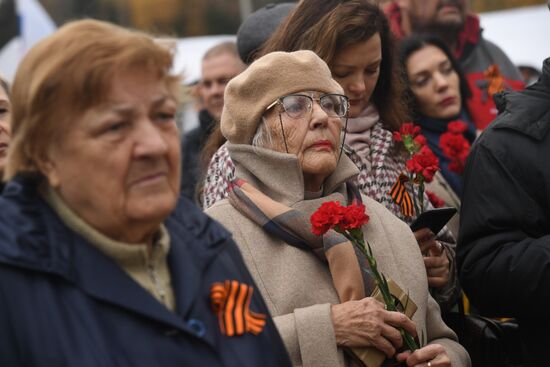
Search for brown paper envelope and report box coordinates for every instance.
[347,279,417,367]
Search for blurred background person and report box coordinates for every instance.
[206,49,469,367]
[385,0,524,130]
[399,34,475,237]
[0,19,291,367]
[180,41,245,201]
[458,2,550,365]
[202,0,461,313]
[0,74,10,192]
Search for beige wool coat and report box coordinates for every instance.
[206,144,470,367]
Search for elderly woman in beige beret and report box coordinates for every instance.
[205,50,469,367]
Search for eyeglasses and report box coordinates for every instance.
[266,93,349,119]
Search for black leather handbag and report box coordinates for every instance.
[443,299,523,367]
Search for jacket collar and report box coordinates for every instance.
[227,143,359,206]
[491,58,550,140]
[0,176,230,342]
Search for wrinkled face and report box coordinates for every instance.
[199,52,245,121]
[263,91,344,191]
[407,45,461,119]
[41,71,181,243]
[0,85,11,174]
[409,0,468,29]
[331,34,382,118]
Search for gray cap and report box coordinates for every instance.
[237,2,296,64]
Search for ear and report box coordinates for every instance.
[36,154,61,188]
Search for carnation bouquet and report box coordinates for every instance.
[439,121,471,175]
[391,123,440,216]
[310,201,419,358]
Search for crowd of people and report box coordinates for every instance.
[0,0,548,366]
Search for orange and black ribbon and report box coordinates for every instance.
[389,174,414,217]
[210,280,266,336]
[484,64,506,97]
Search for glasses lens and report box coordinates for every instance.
[281,95,310,118]
[320,94,348,117]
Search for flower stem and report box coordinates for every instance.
[349,234,418,352]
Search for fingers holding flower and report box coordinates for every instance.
[395,343,451,367]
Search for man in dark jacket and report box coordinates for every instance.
[0,177,292,367]
[385,0,524,130]
[180,42,245,201]
[457,10,550,362]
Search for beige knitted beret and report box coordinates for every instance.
[220,50,344,144]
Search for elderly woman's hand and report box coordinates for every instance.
[395,343,451,367]
[330,298,417,357]
[414,228,450,289]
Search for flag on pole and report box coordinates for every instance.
[0,0,56,81]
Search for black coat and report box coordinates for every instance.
[180,109,215,201]
[0,176,291,367]
[458,58,550,366]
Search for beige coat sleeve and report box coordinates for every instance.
[274,303,342,367]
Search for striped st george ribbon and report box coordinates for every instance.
[210,280,266,336]
[389,174,414,217]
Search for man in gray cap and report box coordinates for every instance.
[458,2,550,366]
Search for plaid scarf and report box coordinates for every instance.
[228,178,376,302]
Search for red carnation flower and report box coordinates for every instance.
[413,134,427,148]
[311,201,369,236]
[310,201,344,236]
[426,191,445,208]
[340,203,370,231]
[447,121,468,134]
[393,131,403,142]
[440,127,471,175]
[399,122,421,137]
[406,145,440,183]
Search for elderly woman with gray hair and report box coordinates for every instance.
[205,50,469,367]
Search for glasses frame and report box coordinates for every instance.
[266,93,350,120]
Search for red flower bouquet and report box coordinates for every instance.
[439,121,471,175]
[311,201,418,353]
[391,123,440,216]
[405,145,439,183]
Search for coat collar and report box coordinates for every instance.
[227,143,359,206]
[0,176,230,343]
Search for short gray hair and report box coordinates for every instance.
[251,116,274,149]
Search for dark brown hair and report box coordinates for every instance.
[259,0,409,130]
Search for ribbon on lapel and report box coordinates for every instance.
[389,174,414,217]
[210,280,266,336]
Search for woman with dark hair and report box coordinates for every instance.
[399,34,477,236]
[202,0,461,313]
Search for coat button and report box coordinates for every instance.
[187,318,206,338]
